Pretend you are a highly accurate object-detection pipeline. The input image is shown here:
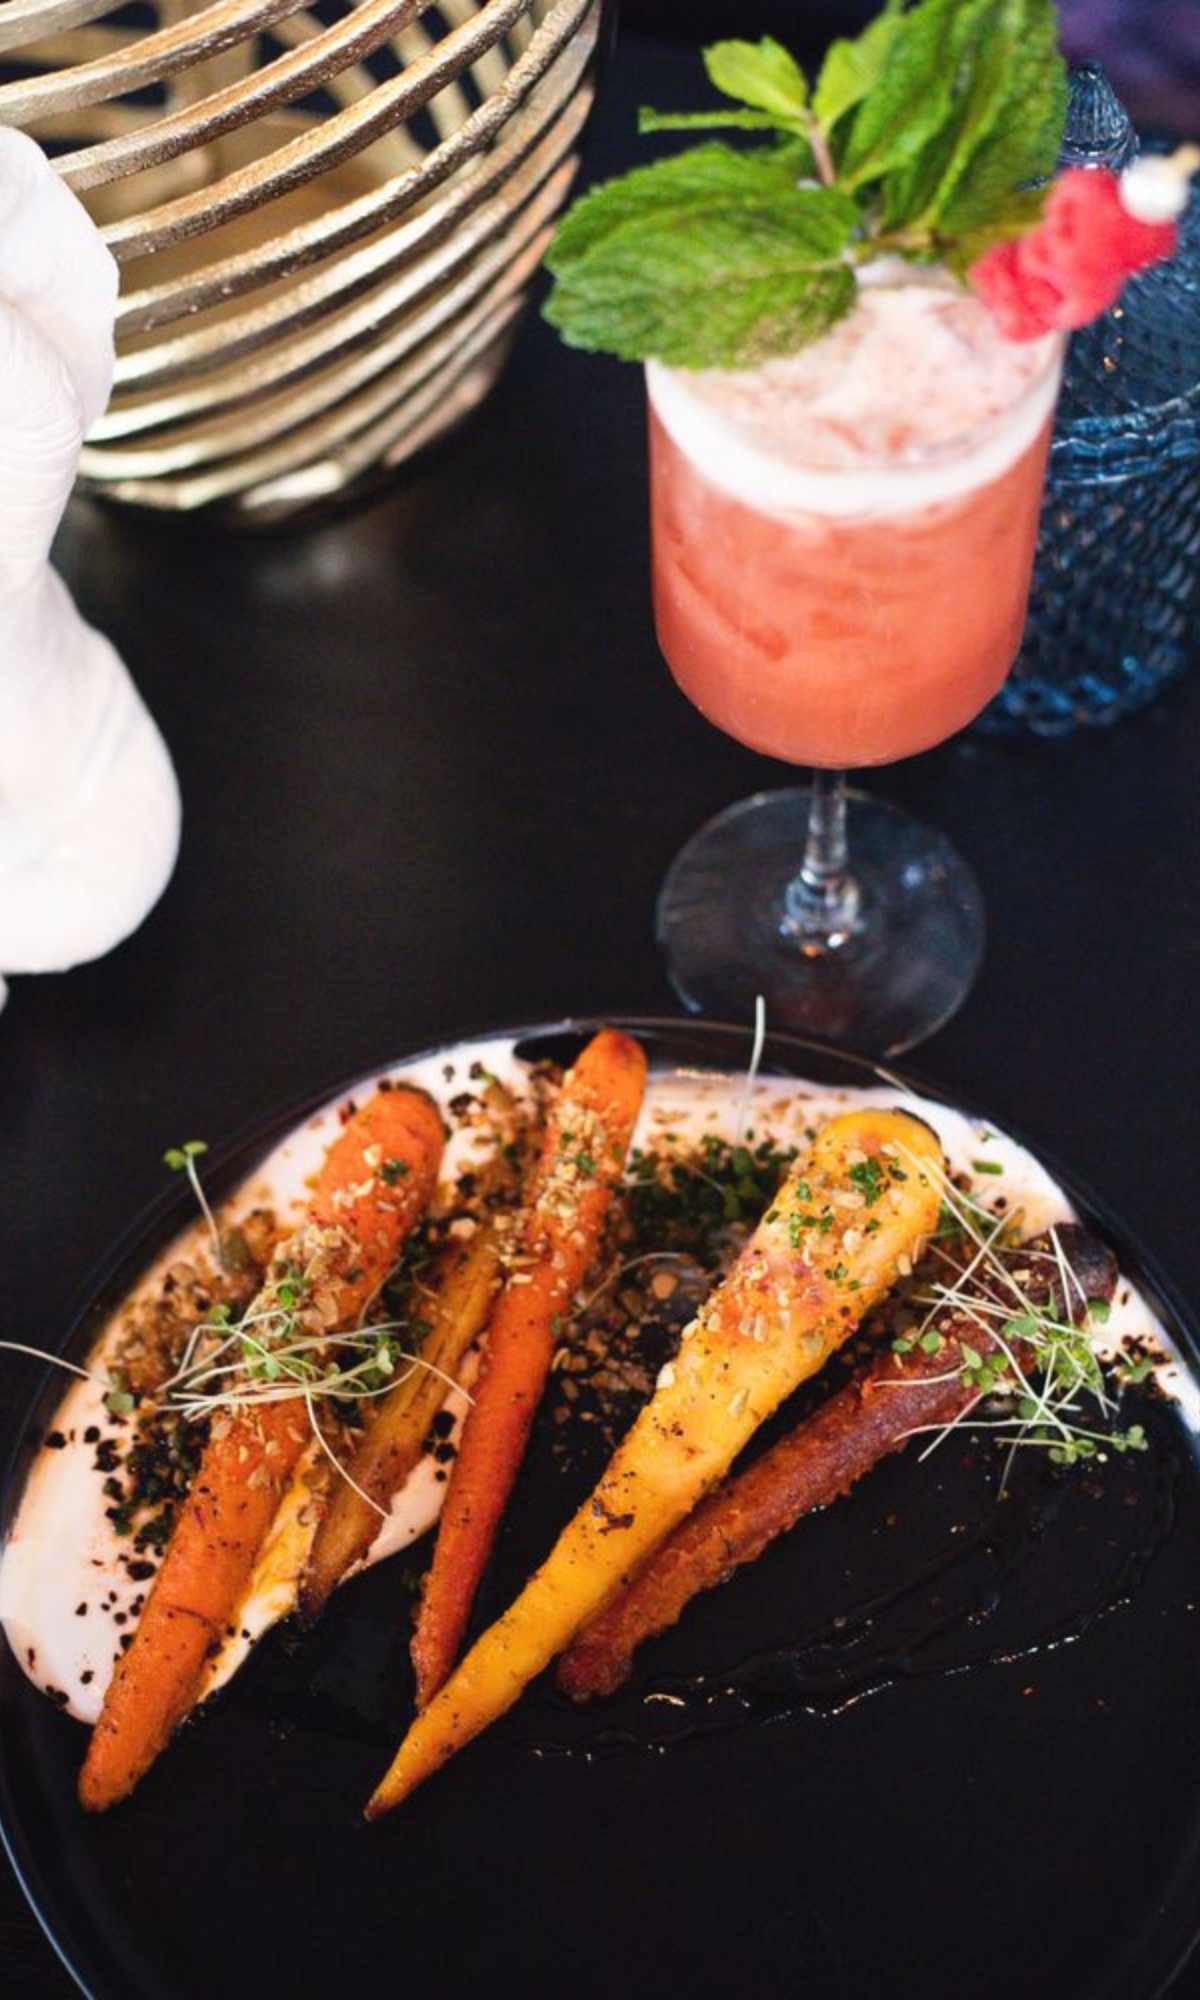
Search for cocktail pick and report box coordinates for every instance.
[969,64,1198,344]
[0,130,180,1016]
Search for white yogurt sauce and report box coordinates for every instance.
[0,1036,1186,1725]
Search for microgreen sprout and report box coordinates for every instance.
[45,1226,476,1513]
[150,1234,471,1440]
[305,1392,391,1521]
[104,1369,136,1418]
[0,1342,134,1416]
[932,1183,997,1240]
[160,1310,469,1423]
[735,993,767,1145]
[888,1148,1148,1478]
[164,1140,226,1271]
[1119,1353,1155,1387]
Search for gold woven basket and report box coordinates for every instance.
[0,0,603,520]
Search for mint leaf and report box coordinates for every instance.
[545,175,857,368]
[547,143,809,271]
[838,0,966,192]
[944,187,1046,278]
[883,0,1017,226]
[703,37,808,122]
[813,0,906,135]
[938,0,1066,232]
[639,107,786,136]
[880,0,1066,237]
[877,0,1000,228]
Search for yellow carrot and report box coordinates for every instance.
[299,1222,503,1626]
[366,1108,942,1815]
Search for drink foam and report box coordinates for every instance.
[647,262,1062,521]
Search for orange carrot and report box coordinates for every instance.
[78,1085,444,1812]
[410,1028,646,1707]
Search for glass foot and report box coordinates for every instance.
[656,787,984,1056]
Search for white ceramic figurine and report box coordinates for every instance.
[0,128,180,1015]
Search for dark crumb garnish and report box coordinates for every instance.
[44,1430,67,1450]
[98,1220,268,1541]
[114,1212,274,1398]
[547,1130,800,1470]
[625,1131,799,1267]
[132,1513,175,1555]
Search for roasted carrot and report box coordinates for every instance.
[78,1085,444,1812]
[409,1028,647,1707]
[557,1225,1118,1699]
[299,1221,503,1626]
[366,1107,942,1815]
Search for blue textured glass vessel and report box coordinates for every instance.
[981,67,1200,735]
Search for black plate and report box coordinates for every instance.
[4,1018,1200,2000]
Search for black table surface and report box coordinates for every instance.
[4,26,1200,2000]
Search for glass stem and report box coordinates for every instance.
[780,769,862,949]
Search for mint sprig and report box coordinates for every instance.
[544,0,1067,371]
[545,149,858,368]
[637,38,815,148]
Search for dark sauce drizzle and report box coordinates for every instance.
[531,1390,1184,1762]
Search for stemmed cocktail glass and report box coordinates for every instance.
[650,272,1063,1054]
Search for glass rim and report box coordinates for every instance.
[646,331,1065,487]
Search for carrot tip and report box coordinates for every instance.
[77,1763,123,1813]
